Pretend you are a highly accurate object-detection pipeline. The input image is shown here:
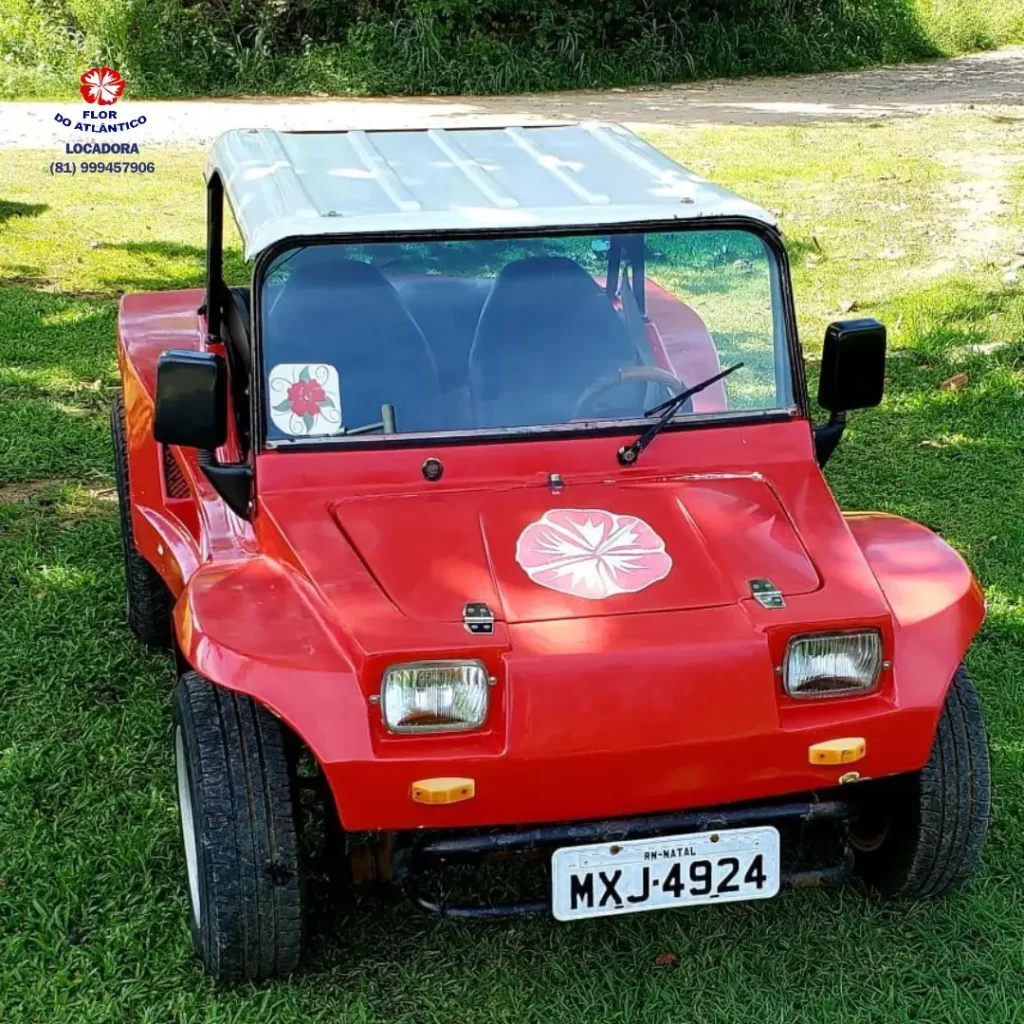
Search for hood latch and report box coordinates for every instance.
[749,579,785,609]
[463,602,495,635]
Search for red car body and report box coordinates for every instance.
[118,286,984,834]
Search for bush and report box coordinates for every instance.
[916,0,1024,51]
[0,0,81,94]
[1,0,1022,99]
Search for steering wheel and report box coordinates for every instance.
[572,365,687,420]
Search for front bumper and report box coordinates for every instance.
[325,598,941,832]
[325,691,935,831]
[391,795,857,919]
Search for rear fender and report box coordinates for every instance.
[118,341,200,596]
[117,290,254,594]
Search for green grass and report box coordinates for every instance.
[1,114,1023,1021]
[2,0,1023,99]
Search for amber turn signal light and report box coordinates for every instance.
[808,738,866,765]
[411,777,476,805]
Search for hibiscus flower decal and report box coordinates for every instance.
[515,508,672,600]
[268,363,343,436]
[80,66,126,106]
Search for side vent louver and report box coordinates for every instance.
[162,446,189,499]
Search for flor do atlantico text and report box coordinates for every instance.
[54,109,146,133]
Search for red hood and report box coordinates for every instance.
[328,476,819,623]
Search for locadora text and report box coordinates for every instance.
[54,110,146,134]
[64,142,144,154]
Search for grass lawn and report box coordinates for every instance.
[1,115,1023,1022]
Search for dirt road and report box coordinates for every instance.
[1,45,1021,149]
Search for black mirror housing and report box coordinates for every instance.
[817,318,887,413]
[154,350,227,450]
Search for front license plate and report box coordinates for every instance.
[551,826,780,921]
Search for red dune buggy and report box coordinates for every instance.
[112,124,990,980]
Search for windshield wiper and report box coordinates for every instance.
[616,363,744,466]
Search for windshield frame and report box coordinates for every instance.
[249,217,808,454]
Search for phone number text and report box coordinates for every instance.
[49,161,156,175]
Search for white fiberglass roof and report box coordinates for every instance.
[207,123,776,261]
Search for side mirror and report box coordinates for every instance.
[817,318,887,413]
[813,319,886,467]
[154,350,227,450]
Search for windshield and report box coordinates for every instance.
[260,228,792,443]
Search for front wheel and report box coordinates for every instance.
[173,672,306,981]
[851,664,991,898]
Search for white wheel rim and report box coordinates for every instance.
[175,726,201,925]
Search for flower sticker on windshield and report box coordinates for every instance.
[515,508,672,600]
[268,364,342,436]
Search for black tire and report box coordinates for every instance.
[852,664,990,898]
[110,389,172,647]
[173,672,306,982]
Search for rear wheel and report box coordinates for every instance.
[173,672,306,981]
[851,664,990,898]
[110,389,172,647]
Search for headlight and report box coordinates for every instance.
[381,660,489,733]
[783,631,882,698]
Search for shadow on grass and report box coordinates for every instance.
[0,199,47,224]
[783,237,824,268]
[96,240,247,291]
[0,282,116,380]
[878,279,1023,358]
[0,282,121,480]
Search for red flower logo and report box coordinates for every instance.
[286,378,327,418]
[516,508,672,600]
[80,66,126,106]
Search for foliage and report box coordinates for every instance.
[0,0,1022,98]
